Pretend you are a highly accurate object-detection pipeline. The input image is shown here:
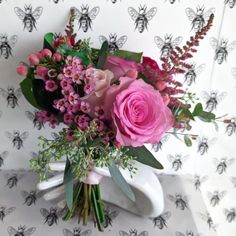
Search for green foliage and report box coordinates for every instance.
[96,41,109,69]
[43,32,55,52]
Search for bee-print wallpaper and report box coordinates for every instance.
[0,1,235,236]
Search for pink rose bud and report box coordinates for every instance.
[41,48,52,58]
[28,54,40,65]
[162,95,170,106]
[36,52,44,60]
[156,81,167,91]
[52,53,62,62]
[36,66,49,77]
[126,69,138,79]
[16,64,28,76]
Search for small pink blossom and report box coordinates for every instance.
[36,66,49,78]
[54,98,68,112]
[28,54,40,65]
[60,79,73,91]
[84,83,95,95]
[63,66,73,78]
[45,80,58,92]
[49,115,59,128]
[65,129,76,141]
[94,106,105,120]
[75,115,90,130]
[67,104,80,115]
[93,118,105,132]
[64,113,75,125]
[41,48,52,58]
[80,101,91,113]
[68,92,80,105]
[16,64,28,76]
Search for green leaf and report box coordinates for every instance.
[20,78,41,109]
[97,41,109,69]
[64,158,74,210]
[125,146,163,169]
[43,32,55,52]
[197,111,216,122]
[192,103,203,116]
[111,50,143,63]
[108,160,135,202]
[180,108,195,120]
[184,135,192,147]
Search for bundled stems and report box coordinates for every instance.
[63,182,105,232]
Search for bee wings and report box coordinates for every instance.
[40,208,50,217]
[119,231,130,236]
[0,88,8,98]
[7,226,18,236]
[116,35,128,48]
[15,88,22,99]
[0,151,9,159]
[5,207,16,215]
[201,91,211,101]
[203,8,215,21]
[99,35,108,44]
[25,111,35,121]
[63,229,75,236]
[8,35,18,48]
[32,6,43,19]
[167,194,176,202]
[23,227,36,236]
[195,64,206,75]
[185,8,197,21]
[20,132,29,140]
[128,7,140,21]
[167,154,175,163]
[88,7,100,20]
[172,36,183,47]
[232,68,236,77]
[107,210,120,219]
[162,211,171,220]
[21,190,29,198]
[175,232,186,236]
[154,36,165,49]
[226,158,235,165]
[227,40,236,53]
[81,229,92,236]
[14,7,26,20]
[216,92,227,102]
[210,37,219,50]
[145,7,157,21]
[5,131,14,140]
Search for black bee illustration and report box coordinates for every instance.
[207,190,227,207]
[128,5,157,33]
[5,173,24,188]
[7,225,36,236]
[63,227,92,236]
[167,154,189,172]
[225,117,236,136]
[0,151,9,167]
[103,207,119,228]
[151,135,170,152]
[119,229,148,236]
[185,6,215,33]
[224,208,236,223]
[165,0,179,4]
[210,38,236,64]
[72,5,100,33]
[99,33,127,52]
[150,211,171,230]
[14,5,43,32]
[0,206,16,222]
[176,231,202,236]
[50,0,63,3]
[231,177,236,187]
[5,131,29,150]
[202,90,227,112]
[197,136,217,155]
[213,157,235,175]
[107,0,121,3]
[167,194,188,210]
[21,190,41,206]
[184,63,205,86]
[0,34,17,59]
[0,87,21,109]
[154,34,182,59]
[25,111,44,130]
[198,212,217,230]
[40,207,64,226]
[225,0,236,8]
[192,175,208,191]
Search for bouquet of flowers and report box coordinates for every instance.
[17,9,215,231]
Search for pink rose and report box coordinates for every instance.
[16,64,28,76]
[28,54,40,65]
[107,79,174,147]
[86,68,114,97]
[36,66,49,78]
[104,56,141,80]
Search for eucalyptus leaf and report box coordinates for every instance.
[64,158,74,210]
[43,32,55,52]
[108,160,135,202]
[97,41,109,69]
[125,146,163,169]
[184,135,192,147]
